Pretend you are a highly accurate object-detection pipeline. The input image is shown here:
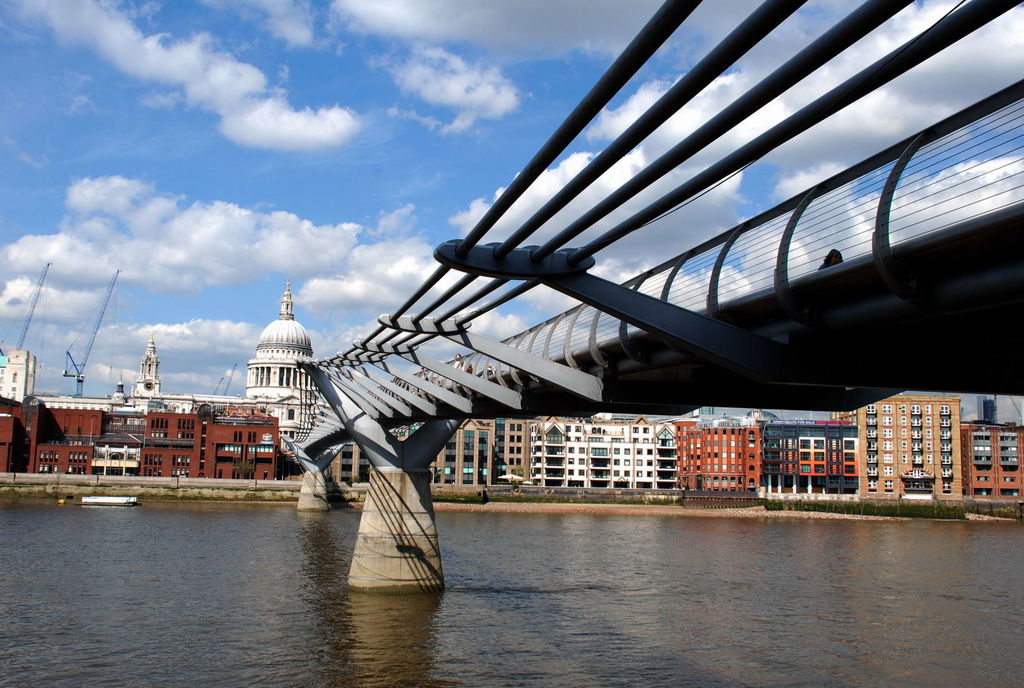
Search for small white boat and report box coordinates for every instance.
[80,496,139,507]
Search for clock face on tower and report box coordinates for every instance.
[144,380,155,391]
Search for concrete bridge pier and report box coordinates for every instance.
[305,365,458,593]
[350,468,444,593]
[297,466,331,512]
[286,439,335,512]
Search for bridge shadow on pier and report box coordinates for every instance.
[298,512,449,687]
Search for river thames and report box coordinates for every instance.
[1,499,1022,687]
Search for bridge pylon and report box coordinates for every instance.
[304,363,458,593]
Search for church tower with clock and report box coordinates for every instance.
[133,333,162,397]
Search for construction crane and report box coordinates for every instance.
[16,262,51,350]
[0,262,51,356]
[222,363,238,396]
[63,271,119,397]
[213,363,239,395]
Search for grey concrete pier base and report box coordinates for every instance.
[349,469,443,593]
[297,469,331,512]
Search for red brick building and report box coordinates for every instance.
[676,420,762,492]
[960,423,1022,498]
[3,398,282,479]
[0,397,27,472]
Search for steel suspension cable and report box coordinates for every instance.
[456,0,704,257]
[526,0,916,264]
[568,0,1010,266]
[492,0,810,260]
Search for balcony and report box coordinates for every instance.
[545,458,565,467]
[904,484,935,494]
[974,456,993,465]
[591,459,610,468]
[866,429,877,439]
[591,470,610,479]
[867,456,878,465]
[942,469,954,478]
[1000,457,1019,466]
[866,468,879,477]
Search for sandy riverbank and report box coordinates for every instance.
[431,501,1013,521]
[432,501,904,520]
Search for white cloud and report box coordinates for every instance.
[332,0,662,56]
[0,278,100,326]
[3,137,47,168]
[299,236,449,315]
[17,0,359,151]
[1,175,361,293]
[388,46,519,133]
[203,0,315,48]
[387,105,442,131]
[773,162,847,201]
[369,203,417,238]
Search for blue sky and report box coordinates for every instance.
[0,0,1021,405]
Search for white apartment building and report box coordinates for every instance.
[530,414,678,489]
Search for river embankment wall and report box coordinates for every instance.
[0,472,303,502]
[2,474,1019,518]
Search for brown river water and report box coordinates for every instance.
[1,498,1021,687]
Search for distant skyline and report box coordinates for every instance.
[1,1,1021,412]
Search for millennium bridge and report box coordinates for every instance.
[287,0,1024,592]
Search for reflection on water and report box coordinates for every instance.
[346,593,444,688]
[1,499,1022,688]
[297,512,446,688]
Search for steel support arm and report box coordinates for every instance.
[357,341,524,409]
[355,365,439,416]
[285,438,338,474]
[340,368,414,417]
[378,315,604,401]
[373,360,474,414]
[325,368,393,420]
[548,273,786,380]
